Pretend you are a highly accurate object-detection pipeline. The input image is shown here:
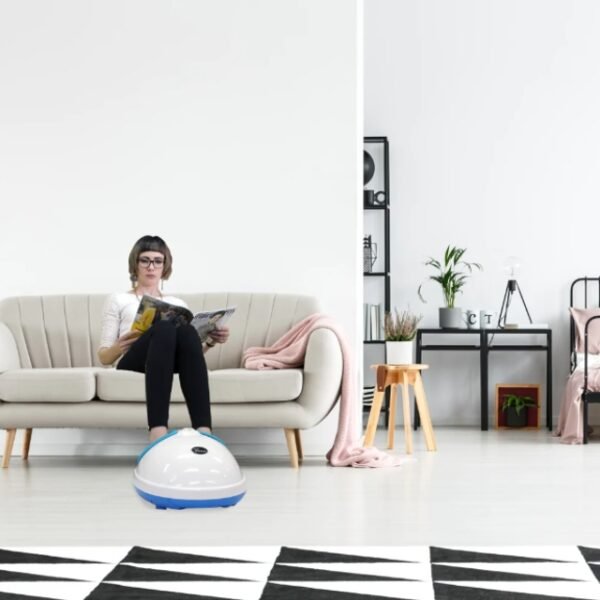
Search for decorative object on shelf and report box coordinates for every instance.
[497,256,533,328]
[363,189,387,208]
[496,384,540,429]
[480,309,495,329]
[373,190,386,206]
[363,235,378,273]
[364,302,383,340]
[418,245,483,329]
[463,309,480,329]
[364,150,375,184]
[384,308,422,364]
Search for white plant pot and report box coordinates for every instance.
[385,341,414,365]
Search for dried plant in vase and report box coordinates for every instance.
[384,309,422,364]
[384,309,422,341]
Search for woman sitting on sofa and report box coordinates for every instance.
[97,235,229,442]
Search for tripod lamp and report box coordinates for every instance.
[497,256,533,328]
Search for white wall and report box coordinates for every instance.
[0,0,361,456]
[365,0,600,425]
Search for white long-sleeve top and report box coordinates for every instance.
[99,292,189,350]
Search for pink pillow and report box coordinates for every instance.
[570,307,600,354]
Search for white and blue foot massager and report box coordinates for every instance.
[133,428,246,509]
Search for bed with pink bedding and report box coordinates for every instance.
[556,277,600,444]
[556,364,600,444]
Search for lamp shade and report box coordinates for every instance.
[503,256,521,279]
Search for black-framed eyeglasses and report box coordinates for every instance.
[138,257,165,268]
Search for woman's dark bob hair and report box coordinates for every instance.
[128,235,173,285]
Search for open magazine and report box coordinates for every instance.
[131,295,235,343]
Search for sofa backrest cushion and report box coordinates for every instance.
[0,293,320,369]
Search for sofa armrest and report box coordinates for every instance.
[295,327,343,427]
[0,323,20,373]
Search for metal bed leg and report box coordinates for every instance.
[547,330,552,431]
[584,393,589,444]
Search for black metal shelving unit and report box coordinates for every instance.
[363,136,391,415]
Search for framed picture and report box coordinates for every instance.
[495,384,541,429]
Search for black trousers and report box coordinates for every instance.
[116,320,211,430]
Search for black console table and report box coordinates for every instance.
[415,328,552,431]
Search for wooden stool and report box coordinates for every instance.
[363,364,436,453]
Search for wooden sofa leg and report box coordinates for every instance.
[294,429,303,463]
[284,428,299,469]
[2,429,16,469]
[22,428,32,461]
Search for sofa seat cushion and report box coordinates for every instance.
[96,368,303,404]
[0,368,98,403]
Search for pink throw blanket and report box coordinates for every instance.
[555,368,600,444]
[242,314,408,467]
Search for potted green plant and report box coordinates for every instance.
[501,393,538,428]
[384,308,422,364]
[418,245,483,329]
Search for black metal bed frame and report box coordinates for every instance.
[570,277,600,443]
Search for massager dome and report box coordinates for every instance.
[133,428,246,509]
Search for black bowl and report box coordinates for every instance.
[364,150,375,185]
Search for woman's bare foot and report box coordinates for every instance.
[197,426,212,434]
[149,426,168,442]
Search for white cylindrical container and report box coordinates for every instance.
[133,428,246,509]
[385,341,414,365]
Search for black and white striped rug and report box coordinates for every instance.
[0,545,599,599]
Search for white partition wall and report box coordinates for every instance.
[0,0,361,456]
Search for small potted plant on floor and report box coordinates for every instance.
[418,245,482,329]
[501,393,538,428]
[384,308,422,364]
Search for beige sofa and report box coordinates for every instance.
[0,293,343,468]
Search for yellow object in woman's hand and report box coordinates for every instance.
[132,307,157,333]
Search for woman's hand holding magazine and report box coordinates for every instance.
[118,330,141,353]
[207,327,230,345]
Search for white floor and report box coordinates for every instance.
[1,427,599,547]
